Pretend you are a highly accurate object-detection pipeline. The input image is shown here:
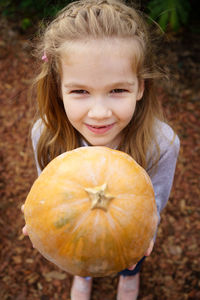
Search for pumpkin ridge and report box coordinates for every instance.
[71,210,92,235]
[108,213,145,266]
[55,178,84,190]
[58,197,89,207]
[107,202,152,252]
[115,193,138,200]
[105,212,131,269]
[109,204,130,216]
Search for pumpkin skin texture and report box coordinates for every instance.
[24,146,157,277]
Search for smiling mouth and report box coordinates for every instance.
[86,123,115,129]
[85,123,115,133]
[90,125,110,128]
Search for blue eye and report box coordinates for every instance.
[111,89,128,94]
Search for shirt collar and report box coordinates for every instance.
[81,138,118,150]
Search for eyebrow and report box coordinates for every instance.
[64,81,136,89]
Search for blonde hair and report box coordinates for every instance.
[32,0,164,170]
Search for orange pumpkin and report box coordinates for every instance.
[24,146,157,277]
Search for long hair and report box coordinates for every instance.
[32,0,165,170]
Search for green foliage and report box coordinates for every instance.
[21,18,32,30]
[147,0,191,32]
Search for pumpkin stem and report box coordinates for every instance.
[85,183,114,212]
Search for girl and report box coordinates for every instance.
[22,0,180,299]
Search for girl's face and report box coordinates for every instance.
[61,39,144,148]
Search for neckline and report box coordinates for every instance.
[81,138,118,150]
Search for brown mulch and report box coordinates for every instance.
[0,20,200,300]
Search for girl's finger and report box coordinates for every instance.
[145,239,154,256]
[21,204,25,213]
[22,225,28,236]
[22,226,35,248]
[127,264,136,271]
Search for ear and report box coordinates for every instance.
[136,79,144,101]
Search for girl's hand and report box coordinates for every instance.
[145,239,154,257]
[128,264,137,271]
[21,204,28,236]
[127,239,155,271]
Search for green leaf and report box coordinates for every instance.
[21,18,32,30]
[170,9,179,31]
[158,11,170,31]
[146,0,191,32]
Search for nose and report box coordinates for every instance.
[88,97,112,119]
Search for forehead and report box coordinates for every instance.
[61,37,138,53]
[60,38,141,71]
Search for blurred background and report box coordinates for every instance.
[0,0,199,33]
[0,0,200,299]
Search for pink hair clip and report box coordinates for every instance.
[42,53,48,62]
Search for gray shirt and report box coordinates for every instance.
[31,119,180,226]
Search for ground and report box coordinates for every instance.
[0,19,200,300]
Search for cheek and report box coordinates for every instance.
[63,100,85,122]
[116,101,136,123]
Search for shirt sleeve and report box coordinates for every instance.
[147,122,180,224]
[31,119,43,176]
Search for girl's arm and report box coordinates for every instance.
[22,119,43,236]
[31,119,43,175]
[147,121,180,226]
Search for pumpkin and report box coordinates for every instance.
[24,146,157,277]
